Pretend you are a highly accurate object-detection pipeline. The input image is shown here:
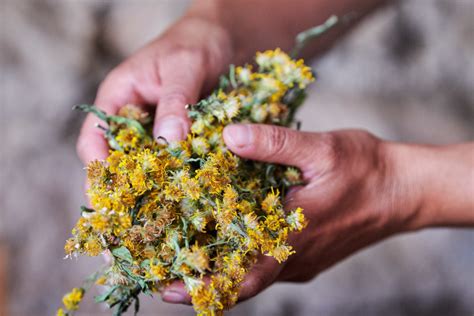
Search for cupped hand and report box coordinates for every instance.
[162,124,422,303]
[76,16,233,164]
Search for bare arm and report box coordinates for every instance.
[188,0,388,63]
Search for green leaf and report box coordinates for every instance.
[107,115,146,135]
[74,104,146,135]
[218,75,229,90]
[74,104,108,122]
[103,129,122,151]
[130,194,147,225]
[229,64,237,88]
[134,296,140,316]
[95,285,119,303]
[80,205,95,214]
[137,278,147,290]
[112,246,133,264]
[140,259,150,269]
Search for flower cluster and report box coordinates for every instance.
[59,49,313,316]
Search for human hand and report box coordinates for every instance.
[161,124,413,302]
[222,125,406,299]
[76,15,233,164]
[162,123,474,303]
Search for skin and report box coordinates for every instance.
[76,0,474,306]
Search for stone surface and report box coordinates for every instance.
[1,0,473,315]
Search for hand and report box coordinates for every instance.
[162,123,474,303]
[76,15,233,164]
[162,124,412,303]
[224,125,407,299]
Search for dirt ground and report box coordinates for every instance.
[1,1,473,315]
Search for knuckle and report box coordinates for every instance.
[169,46,207,75]
[160,89,188,108]
[317,133,341,170]
[166,45,205,67]
[175,45,203,60]
[265,126,289,158]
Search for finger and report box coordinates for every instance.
[153,52,205,142]
[161,274,212,305]
[161,256,282,305]
[161,280,191,305]
[223,124,336,177]
[76,69,142,165]
[238,255,283,302]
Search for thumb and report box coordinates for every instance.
[238,255,283,302]
[223,124,328,172]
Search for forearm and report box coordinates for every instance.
[187,0,388,64]
[389,142,474,230]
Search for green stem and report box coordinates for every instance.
[290,15,339,58]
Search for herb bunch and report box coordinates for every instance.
[59,48,314,316]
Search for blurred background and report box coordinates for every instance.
[1,0,473,315]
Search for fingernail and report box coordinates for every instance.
[224,124,252,148]
[162,290,187,304]
[154,116,186,142]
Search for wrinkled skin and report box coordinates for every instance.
[163,125,416,303]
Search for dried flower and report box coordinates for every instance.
[60,48,314,316]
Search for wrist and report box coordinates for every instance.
[384,141,474,231]
[185,1,262,65]
[185,2,246,64]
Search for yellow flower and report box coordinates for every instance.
[64,238,77,256]
[284,167,302,184]
[115,127,140,149]
[88,213,110,233]
[266,244,295,263]
[223,96,241,120]
[84,237,103,256]
[190,212,209,232]
[182,177,201,200]
[163,183,184,201]
[181,244,210,274]
[129,167,151,194]
[149,259,168,280]
[250,103,269,123]
[236,65,253,84]
[242,212,258,230]
[106,150,125,173]
[222,185,238,208]
[56,308,66,316]
[261,190,280,213]
[190,283,223,315]
[215,199,235,229]
[95,276,107,285]
[286,207,307,231]
[222,252,246,282]
[118,104,149,123]
[191,137,210,156]
[62,287,84,311]
[264,214,284,231]
[86,160,107,188]
[66,48,314,316]
[191,118,206,135]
